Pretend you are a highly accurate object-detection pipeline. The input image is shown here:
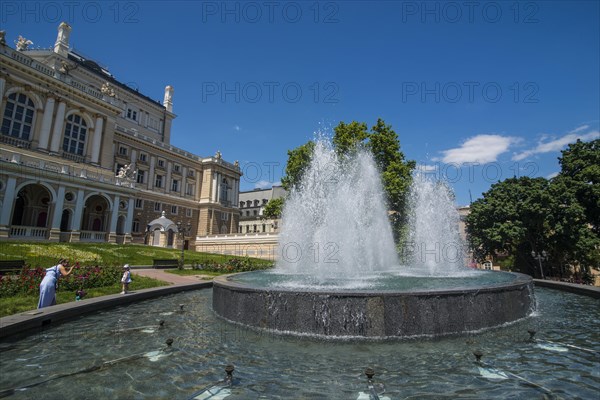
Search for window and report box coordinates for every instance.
[126,108,137,121]
[186,183,194,196]
[154,202,161,212]
[253,210,257,216]
[132,219,140,233]
[148,116,158,130]
[186,208,193,217]
[1,92,35,140]
[240,201,245,208]
[253,224,257,232]
[221,212,229,221]
[171,205,178,215]
[246,211,250,216]
[173,164,181,173]
[171,179,179,192]
[136,170,145,184]
[187,169,195,178]
[246,225,250,233]
[155,174,163,188]
[220,178,230,203]
[135,199,143,209]
[139,153,147,162]
[62,114,87,156]
[483,261,493,270]
[262,224,266,232]
[157,159,165,168]
[118,146,128,156]
[254,200,259,206]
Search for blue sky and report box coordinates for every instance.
[2,1,599,205]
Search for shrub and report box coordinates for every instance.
[0,262,124,298]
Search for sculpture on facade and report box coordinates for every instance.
[15,35,33,51]
[234,160,239,168]
[215,150,222,160]
[58,60,77,75]
[116,164,137,186]
[101,82,116,97]
[0,31,6,45]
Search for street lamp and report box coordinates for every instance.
[177,221,192,268]
[531,250,547,280]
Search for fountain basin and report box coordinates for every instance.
[213,271,535,338]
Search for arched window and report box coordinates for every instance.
[1,92,35,140]
[63,114,87,155]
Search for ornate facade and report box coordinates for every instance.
[0,23,241,248]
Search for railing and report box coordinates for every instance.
[79,231,107,242]
[61,151,87,163]
[0,134,32,149]
[2,46,113,107]
[10,226,48,239]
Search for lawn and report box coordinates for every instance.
[0,241,271,268]
[0,241,273,318]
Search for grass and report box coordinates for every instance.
[0,273,168,318]
[0,241,271,267]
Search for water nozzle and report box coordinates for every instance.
[365,367,375,380]
[473,350,483,362]
[527,329,536,341]
[224,364,235,385]
[166,338,174,347]
[159,320,165,327]
[179,304,184,311]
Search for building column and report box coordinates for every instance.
[71,189,85,241]
[0,177,17,238]
[0,78,5,99]
[48,185,66,241]
[124,197,135,243]
[37,97,56,151]
[90,115,104,164]
[181,167,187,196]
[49,101,67,153]
[166,162,172,193]
[108,194,120,242]
[148,156,156,190]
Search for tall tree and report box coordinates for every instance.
[556,139,600,235]
[263,197,284,219]
[332,121,369,155]
[280,119,415,243]
[281,141,315,191]
[466,177,553,277]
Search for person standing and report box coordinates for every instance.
[38,259,73,309]
[120,264,132,294]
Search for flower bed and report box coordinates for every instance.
[0,263,123,297]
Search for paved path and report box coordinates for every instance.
[133,268,213,285]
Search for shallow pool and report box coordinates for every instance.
[0,288,598,399]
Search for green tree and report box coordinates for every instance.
[280,119,415,243]
[332,121,369,155]
[263,197,284,219]
[281,141,315,191]
[556,139,600,235]
[466,177,553,277]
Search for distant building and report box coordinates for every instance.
[0,23,241,248]
[238,186,286,234]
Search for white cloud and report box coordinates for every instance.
[254,180,275,189]
[546,172,559,179]
[512,128,599,161]
[436,134,516,164]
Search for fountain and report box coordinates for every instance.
[213,140,534,337]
